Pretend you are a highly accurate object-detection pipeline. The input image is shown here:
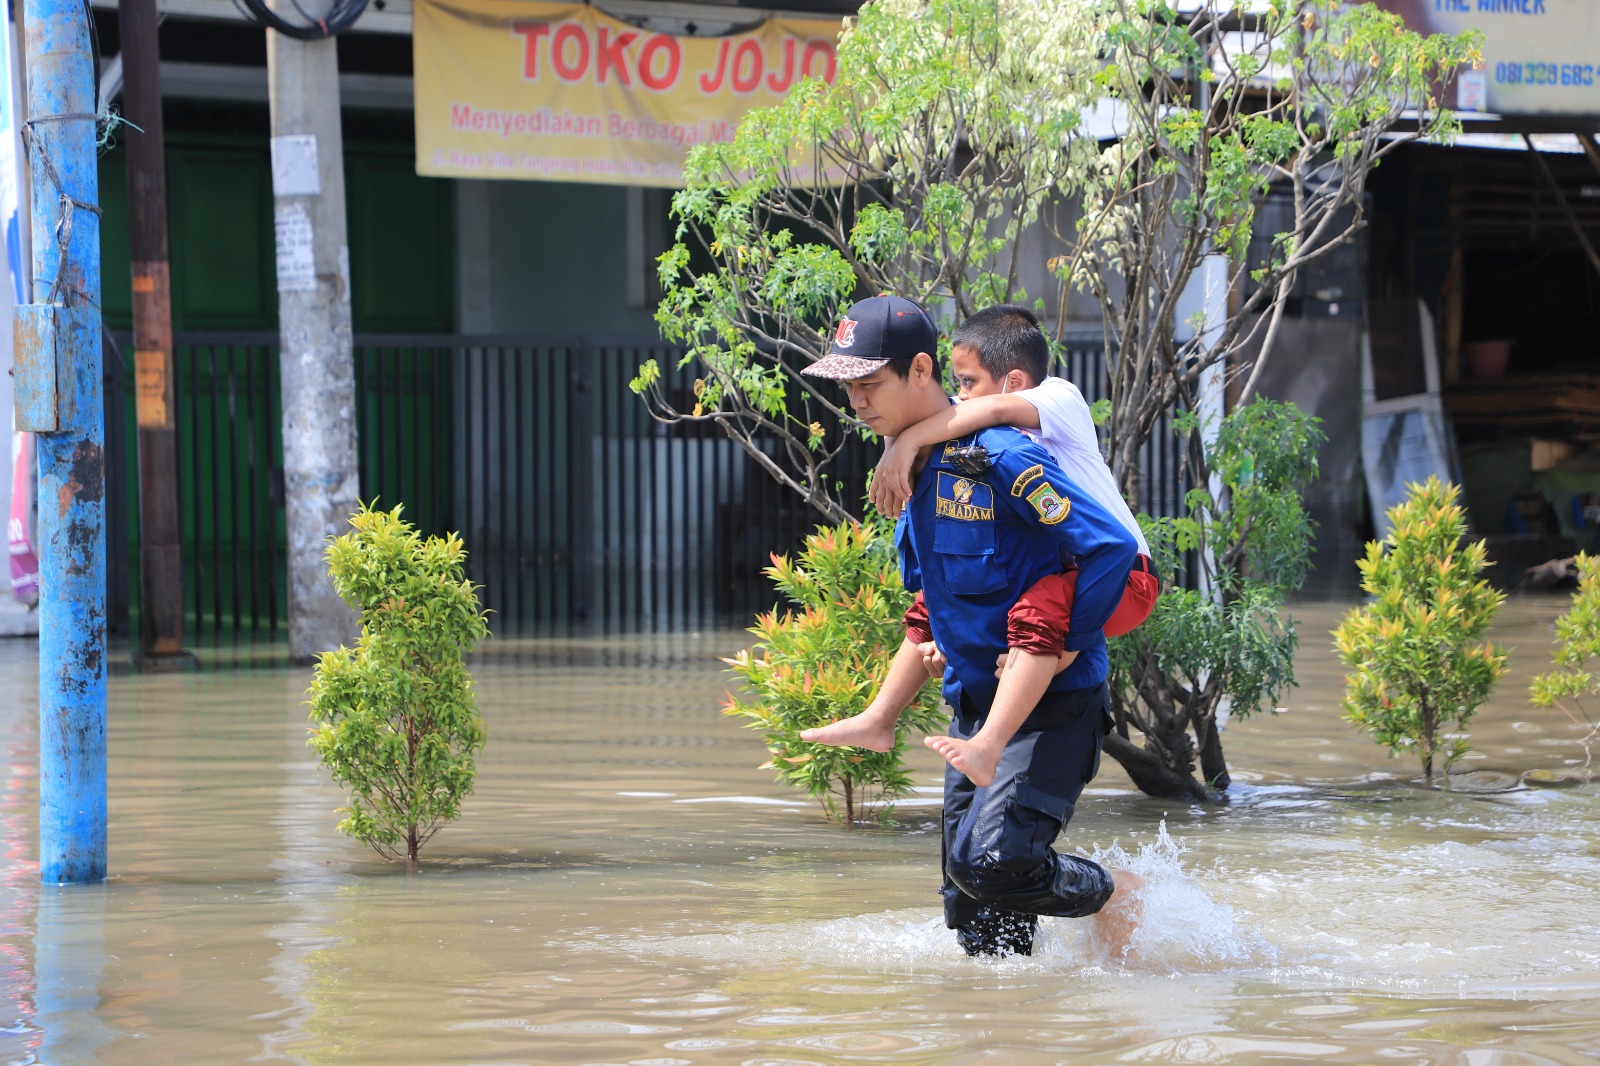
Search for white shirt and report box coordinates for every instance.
[1016,376,1150,556]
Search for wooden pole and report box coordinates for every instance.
[119,0,190,665]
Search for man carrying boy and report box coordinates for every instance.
[875,303,1158,648]
[799,294,1142,958]
[808,304,1156,793]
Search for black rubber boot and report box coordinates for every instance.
[955,908,1038,957]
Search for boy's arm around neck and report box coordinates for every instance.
[898,393,1042,450]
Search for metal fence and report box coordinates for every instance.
[1054,338,1191,523]
[103,331,1184,647]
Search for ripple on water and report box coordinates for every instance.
[781,1028,967,1056]
[444,1018,678,1035]
[1226,822,1600,996]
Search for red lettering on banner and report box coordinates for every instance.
[638,34,681,90]
[596,26,638,85]
[802,40,836,83]
[507,21,831,94]
[731,39,763,93]
[698,40,730,93]
[766,39,796,93]
[512,21,551,79]
[552,23,589,82]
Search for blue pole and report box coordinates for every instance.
[22,0,106,883]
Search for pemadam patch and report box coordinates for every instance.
[936,471,994,521]
[1026,482,1070,525]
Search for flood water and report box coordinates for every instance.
[3,596,1600,1064]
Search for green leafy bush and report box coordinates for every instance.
[308,502,491,861]
[1529,552,1600,773]
[1334,477,1506,785]
[1109,398,1322,800]
[723,521,946,824]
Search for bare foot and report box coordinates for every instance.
[1091,869,1144,961]
[799,712,896,752]
[923,734,1003,787]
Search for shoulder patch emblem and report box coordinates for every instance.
[1011,463,1045,497]
[1026,482,1071,525]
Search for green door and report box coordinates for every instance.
[98,109,457,644]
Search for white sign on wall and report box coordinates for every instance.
[1381,0,1600,117]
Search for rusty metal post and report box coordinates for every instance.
[118,0,189,667]
[15,0,106,882]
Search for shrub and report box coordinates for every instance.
[1109,398,1322,800]
[1334,477,1506,785]
[1529,552,1600,774]
[722,521,946,824]
[308,502,491,862]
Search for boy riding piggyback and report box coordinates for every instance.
[876,305,1157,675]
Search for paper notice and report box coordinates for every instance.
[275,202,317,293]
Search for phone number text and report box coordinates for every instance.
[1494,62,1596,87]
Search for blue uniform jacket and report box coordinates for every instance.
[895,424,1139,709]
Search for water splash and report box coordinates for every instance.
[614,822,1271,976]
[1043,819,1272,972]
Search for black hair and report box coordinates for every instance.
[880,355,918,381]
[949,304,1049,384]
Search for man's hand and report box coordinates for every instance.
[870,437,917,517]
[917,640,947,679]
[993,648,1078,678]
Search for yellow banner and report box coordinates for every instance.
[413,0,844,186]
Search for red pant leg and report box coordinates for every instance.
[1006,571,1077,655]
[1005,556,1159,650]
[1103,564,1159,638]
[904,589,933,645]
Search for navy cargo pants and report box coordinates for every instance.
[941,682,1116,956]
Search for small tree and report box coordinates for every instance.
[1075,2,1480,503]
[632,0,1478,796]
[1109,399,1322,800]
[1334,478,1507,785]
[634,0,1104,522]
[723,521,946,824]
[308,502,491,862]
[1529,552,1600,775]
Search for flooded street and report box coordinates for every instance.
[3,595,1600,1064]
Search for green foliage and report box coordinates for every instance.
[1334,478,1507,785]
[1110,400,1322,796]
[1084,3,1476,801]
[308,502,491,861]
[634,0,1478,534]
[723,521,946,824]
[1529,552,1600,771]
[631,0,1477,804]
[1080,1,1479,505]
[635,0,1104,522]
